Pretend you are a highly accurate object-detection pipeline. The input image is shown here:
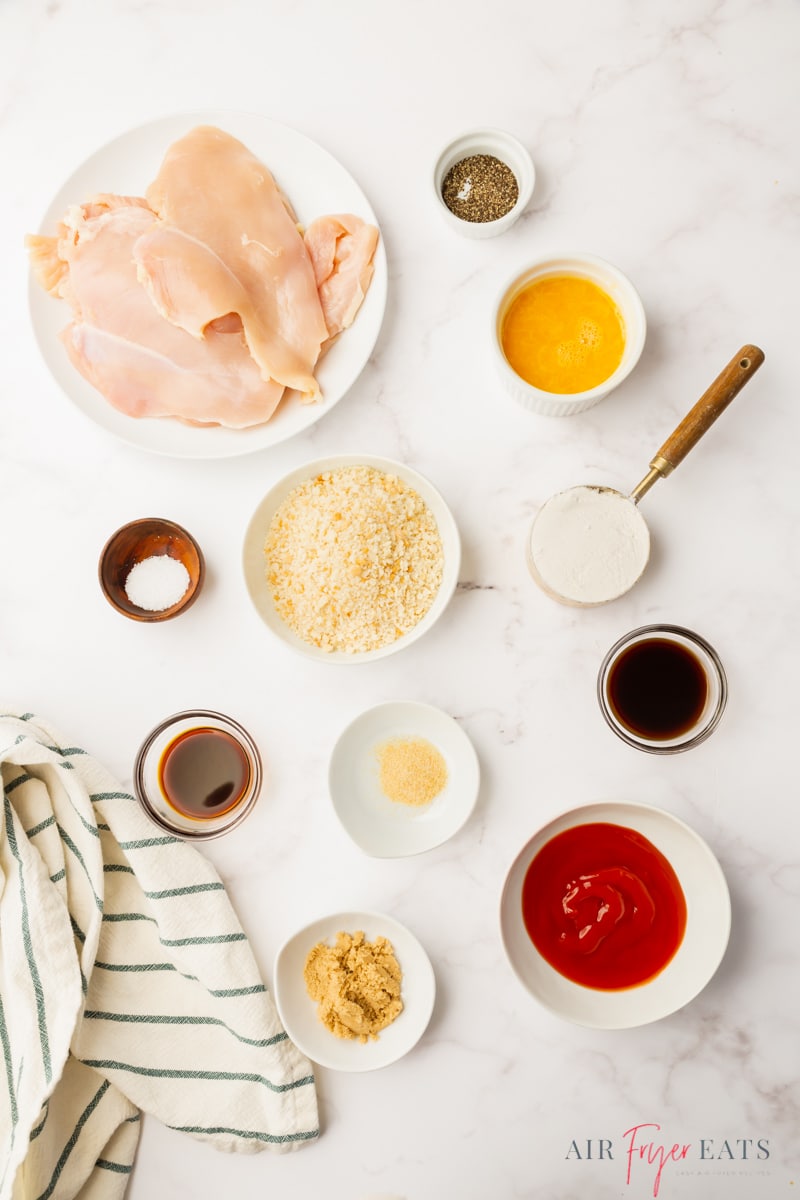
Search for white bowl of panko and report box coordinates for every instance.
[242,454,461,662]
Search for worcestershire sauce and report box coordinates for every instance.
[607,638,708,740]
[158,727,250,819]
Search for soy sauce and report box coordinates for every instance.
[607,638,708,741]
[158,727,250,819]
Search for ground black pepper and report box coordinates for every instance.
[441,153,519,223]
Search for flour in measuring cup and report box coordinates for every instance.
[528,485,650,606]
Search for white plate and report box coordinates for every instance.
[500,802,731,1029]
[242,454,461,663]
[28,110,388,459]
[329,701,479,856]
[273,911,436,1072]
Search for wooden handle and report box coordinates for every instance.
[651,345,765,475]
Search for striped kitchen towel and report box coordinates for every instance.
[0,712,319,1200]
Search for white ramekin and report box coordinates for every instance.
[491,252,647,415]
[433,128,535,239]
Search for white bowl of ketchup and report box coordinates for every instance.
[500,801,730,1029]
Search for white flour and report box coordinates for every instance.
[528,485,650,605]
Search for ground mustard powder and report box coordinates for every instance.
[377,736,447,807]
[304,931,403,1042]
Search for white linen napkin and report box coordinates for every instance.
[0,712,318,1200]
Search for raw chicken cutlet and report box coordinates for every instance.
[26,125,380,430]
[29,200,284,428]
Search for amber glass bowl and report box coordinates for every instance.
[133,709,263,840]
[99,518,205,622]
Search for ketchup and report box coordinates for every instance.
[521,822,686,990]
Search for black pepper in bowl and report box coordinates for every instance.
[441,153,519,223]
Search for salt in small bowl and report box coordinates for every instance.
[99,517,204,622]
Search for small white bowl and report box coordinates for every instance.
[500,801,731,1029]
[329,701,480,857]
[273,910,436,1072]
[242,454,461,664]
[433,128,535,239]
[492,252,647,415]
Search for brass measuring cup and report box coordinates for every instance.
[527,345,766,606]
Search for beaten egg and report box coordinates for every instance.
[501,274,625,394]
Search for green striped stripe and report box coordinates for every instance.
[117,836,179,849]
[80,1060,315,1094]
[104,863,134,874]
[91,960,266,998]
[102,912,156,924]
[144,882,224,899]
[0,991,17,1126]
[161,932,246,947]
[0,1055,20,1195]
[96,1159,131,1174]
[4,772,32,794]
[100,912,244,948]
[209,984,266,998]
[169,1124,318,1144]
[55,823,103,911]
[35,1079,110,1200]
[90,791,135,803]
[83,1010,288,1049]
[70,916,86,944]
[4,798,51,1083]
[49,869,66,884]
[29,1102,49,1142]
[24,815,56,838]
[94,961,187,974]
[98,924,246,946]
[58,747,87,758]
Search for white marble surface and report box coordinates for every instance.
[2,0,799,1197]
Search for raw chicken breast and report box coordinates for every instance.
[26,126,381,431]
[304,214,379,340]
[39,200,284,428]
[144,126,328,401]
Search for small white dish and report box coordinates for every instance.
[242,454,461,663]
[433,128,535,239]
[500,801,730,1029]
[492,252,646,415]
[329,701,480,857]
[273,911,436,1072]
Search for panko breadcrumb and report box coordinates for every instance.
[264,465,444,653]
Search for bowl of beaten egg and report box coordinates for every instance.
[492,253,646,416]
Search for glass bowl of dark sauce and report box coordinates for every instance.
[597,625,727,754]
[133,710,262,838]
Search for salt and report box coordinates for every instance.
[125,555,191,612]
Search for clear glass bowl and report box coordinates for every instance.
[133,709,262,839]
[597,625,727,754]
